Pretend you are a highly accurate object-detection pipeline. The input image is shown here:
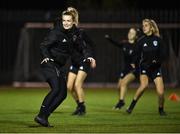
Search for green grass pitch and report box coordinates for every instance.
[0,87,180,133]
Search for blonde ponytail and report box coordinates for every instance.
[67,7,79,26]
[150,19,160,37]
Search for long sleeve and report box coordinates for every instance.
[131,40,142,65]
[81,31,96,59]
[74,30,96,59]
[40,29,58,59]
[105,36,123,48]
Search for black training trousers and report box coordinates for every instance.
[40,62,67,116]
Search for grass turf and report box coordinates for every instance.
[0,87,180,133]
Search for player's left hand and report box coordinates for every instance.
[85,57,96,68]
[131,64,135,69]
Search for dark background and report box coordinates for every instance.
[0,0,179,10]
[0,0,180,86]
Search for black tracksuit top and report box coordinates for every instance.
[70,28,95,66]
[134,34,165,69]
[106,37,138,68]
[40,24,94,66]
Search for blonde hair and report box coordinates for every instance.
[67,7,79,26]
[143,19,160,37]
[62,10,77,24]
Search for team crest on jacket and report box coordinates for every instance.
[153,41,158,46]
[73,35,77,42]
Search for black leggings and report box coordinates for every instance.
[40,63,67,115]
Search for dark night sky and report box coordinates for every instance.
[0,0,179,10]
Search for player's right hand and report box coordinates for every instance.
[41,58,54,64]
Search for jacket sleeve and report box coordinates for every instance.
[77,30,96,59]
[40,29,58,59]
[131,39,142,65]
[105,36,123,48]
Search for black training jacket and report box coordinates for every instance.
[105,36,138,68]
[40,23,95,66]
[40,26,73,66]
[70,28,95,66]
[133,34,166,69]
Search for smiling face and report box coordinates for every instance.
[62,14,74,30]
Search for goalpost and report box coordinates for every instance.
[13,22,180,87]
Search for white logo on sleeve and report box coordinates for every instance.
[62,39,67,42]
[153,41,158,46]
[143,43,147,47]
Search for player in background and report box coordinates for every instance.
[105,28,141,109]
[126,19,166,116]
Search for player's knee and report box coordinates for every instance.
[157,89,164,96]
[67,83,73,91]
[49,89,59,97]
[140,82,148,90]
[120,80,128,88]
[74,82,82,91]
